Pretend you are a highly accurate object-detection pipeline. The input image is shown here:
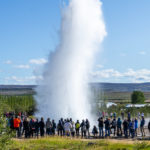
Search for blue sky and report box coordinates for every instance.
[0,0,150,84]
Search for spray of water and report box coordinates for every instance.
[36,0,106,122]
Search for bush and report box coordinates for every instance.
[131,91,145,104]
[0,112,14,150]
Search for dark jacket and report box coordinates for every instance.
[23,120,29,131]
[98,118,103,128]
[39,121,45,129]
[10,117,14,129]
[104,119,110,130]
[35,121,39,131]
[148,122,150,130]
[123,120,129,130]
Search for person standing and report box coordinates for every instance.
[104,118,110,137]
[138,112,141,120]
[110,113,113,119]
[51,120,56,135]
[46,118,52,136]
[23,117,30,138]
[70,121,75,137]
[134,118,138,137]
[123,119,129,138]
[130,119,135,138]
[102,112,105,118]
[117,118,122,136]
[111,118,117,136]
[85,119,90,137]
[128,120,132,137]
[141,112,144,117]
[35,119,39,138]
[9,116,14,130]
[113,112,116,119]
[60,118,65,136]
[128,112,131,122]
[148,121,150,136]
[75,120,80,137]
[14,116,21,138]
[98,117,104,137]
[121,112,124,120]
[140,116,145,137]
[57,120,63,136]
[80,120,86,138]
[19,117,23,137]
[39,117,45,137]
[64,119,72,136]
[29,118,35,138]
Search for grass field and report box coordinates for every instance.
[0,95,36,115]
[7,137,150,150]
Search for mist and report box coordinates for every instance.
[36,0,106,122]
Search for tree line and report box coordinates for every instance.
[0,95,36,115]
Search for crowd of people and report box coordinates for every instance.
[5,112,150,139]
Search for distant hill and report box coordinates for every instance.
[0,83,150,98]
[0,85,36,95]
[90,82,150,92]
[0,85,36,90]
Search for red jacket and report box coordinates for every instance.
[14,118,21,128]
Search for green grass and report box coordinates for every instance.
[6,137,150,150]
[0,95,36,115]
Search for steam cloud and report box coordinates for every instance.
[36,0,107,122]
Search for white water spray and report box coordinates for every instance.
[36,0,106,122]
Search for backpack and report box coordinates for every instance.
[75,123,80,129]
[82,125,86,131]
[112,120,116,127]
[117,120,121,128]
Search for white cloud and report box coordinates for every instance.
[91,68,150,83]
[91,69,122,79]
[4,60,12,64]
[5,75,43,84]
[14,65,30,69]
[139,51,146,55]
[124,69,150,83]
[29,58,47,65]
[96,64,104,69]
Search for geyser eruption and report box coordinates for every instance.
[36,0,106,121]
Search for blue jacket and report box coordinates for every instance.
[135,120,138,129]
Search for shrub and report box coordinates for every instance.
[0,112,14,150]
[131,91,145,104]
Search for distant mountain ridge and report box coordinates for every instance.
[90,82,150,92]
[0,83,150,92]
[0,85,36,95]
[0,85,36,89]
[1,83,150,101]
